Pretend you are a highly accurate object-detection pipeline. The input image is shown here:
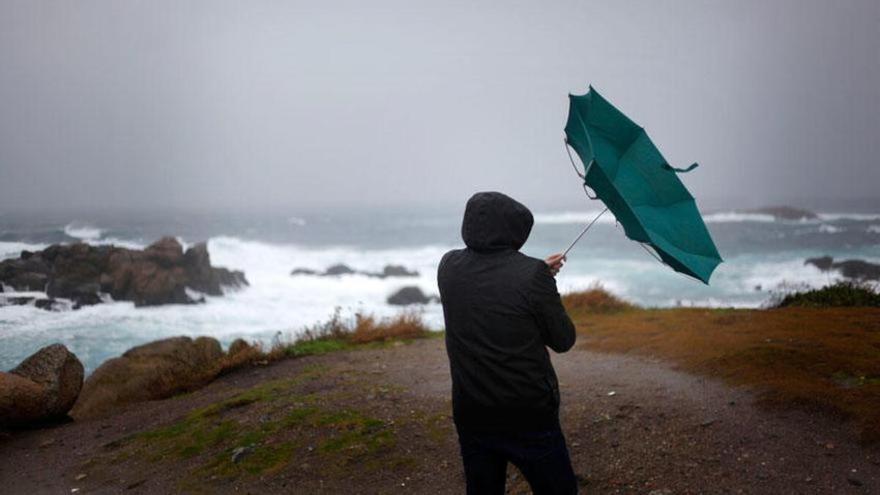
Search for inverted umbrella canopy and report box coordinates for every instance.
[564,86,722,284]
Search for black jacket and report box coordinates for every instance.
[438,191,576,433]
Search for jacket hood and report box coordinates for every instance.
[461,192,534,252]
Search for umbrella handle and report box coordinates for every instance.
[561,207,609,257]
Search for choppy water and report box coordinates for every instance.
[2,206,879,373]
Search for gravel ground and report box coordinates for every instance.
[1,338,878,494]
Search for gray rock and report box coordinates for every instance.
[324,264,356,276]
[182,242,223,295]
[744,206,817,220]
[387,286,438,306]
[381,265,419,278]
[35,298,64,311]
[290,267,319,276]
[805,256,880,281]
[805,255,834,271]
[1,296,35,306]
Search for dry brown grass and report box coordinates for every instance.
[209,310,435,368]
[349,311,432,344]
[216,342,267,375]
[282,308,434,357]
[562,284,634,314]
[565,295,880,443]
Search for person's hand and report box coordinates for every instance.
[544,253,566,276]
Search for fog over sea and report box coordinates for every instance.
[2,206,879,373]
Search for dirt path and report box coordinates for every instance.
[2,338,879,494]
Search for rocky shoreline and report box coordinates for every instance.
[0,237,247,310]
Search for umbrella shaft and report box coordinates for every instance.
[562,208,608,257]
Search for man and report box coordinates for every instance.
[438,191,578,495]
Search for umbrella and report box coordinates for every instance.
[562,86,722,284]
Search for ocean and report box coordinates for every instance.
[2,206,879,374]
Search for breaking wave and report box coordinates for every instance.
[533,211,617,225]
[817,224,842,234]
[702,212,776,223]
[0,241,47,260]
[63,222,104,241]
[535,210,880,225]
[817,213,880,222]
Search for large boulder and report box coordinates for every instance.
[0,343,83,426]
[0,372,47,426]
[10,343,84,418]
[324,263,356,276]
[71,336,225,419]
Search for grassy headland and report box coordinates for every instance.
[564,284,880,443]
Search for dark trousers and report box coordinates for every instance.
[456,425,578,495]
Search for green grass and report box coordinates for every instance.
[285,338,350,356]
[124,361,395,482]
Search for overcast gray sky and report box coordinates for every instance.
[1,0,878,212]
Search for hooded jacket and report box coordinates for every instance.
[438,191,576,433]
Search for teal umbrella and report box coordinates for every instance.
[562,86,722,284]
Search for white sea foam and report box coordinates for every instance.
[0,241,47,260]
[64,222,104,241]
[818,224,842,234]
[868,225,880,234]
[817,213,880,222]
[738,258,840,293]
[286,216,307,227]
[702,212,776,223]
[533,210,617,225]
[665,298,756,309]
[534,209,880,226]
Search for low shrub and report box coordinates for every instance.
[562,284,634,314]
[350,311,431,344]
[284,308,432,356]
[774,281,880,308]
